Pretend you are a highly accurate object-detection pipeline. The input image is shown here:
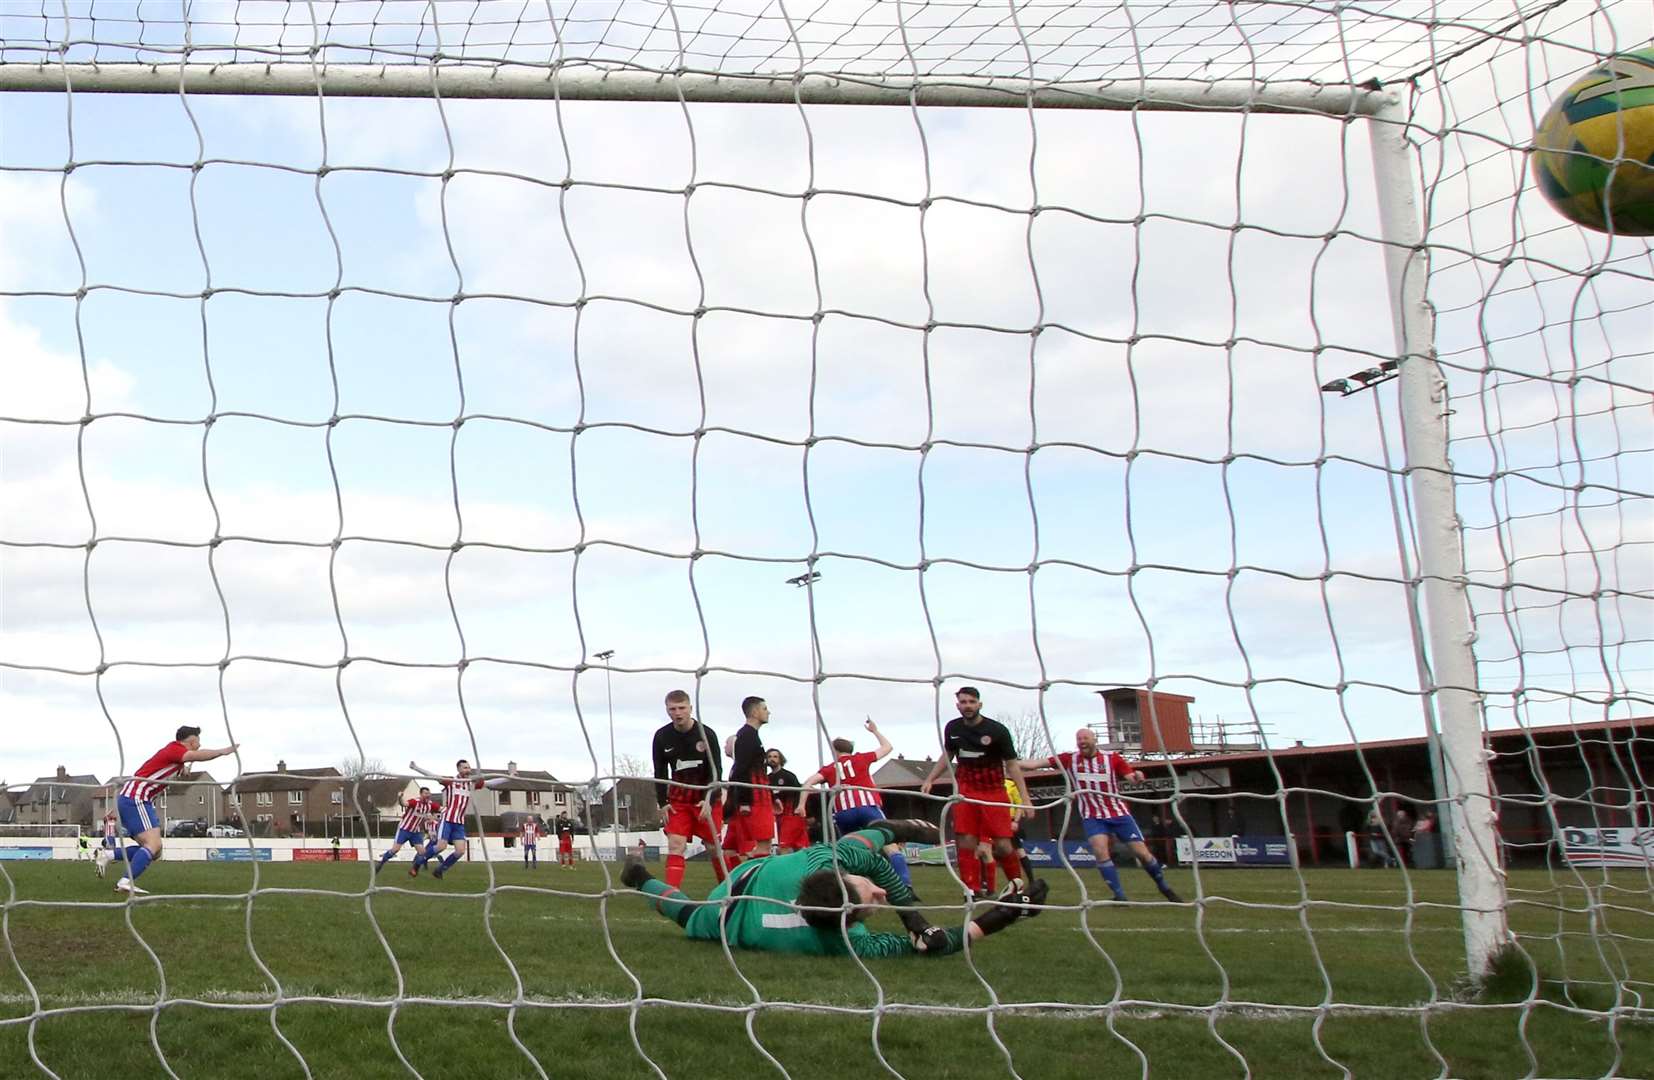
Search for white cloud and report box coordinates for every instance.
[3,7,1651,788]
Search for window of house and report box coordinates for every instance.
[257,792,273,806]
[228,793,240,806]
[330,790,342,804]
[528,791,541,805]
[498,791,512,806]
[552,792,565,806]
[255,813,272,823]
[289,791,303,805]
[197,794,205,804]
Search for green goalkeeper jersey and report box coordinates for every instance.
[681,832,925,958]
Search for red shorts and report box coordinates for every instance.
[775,813,810,850]
[665,799,723,845]
[952,793,1013,841]
[721,798,776,855]
[558,838,573,853]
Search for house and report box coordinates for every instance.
[0,786,24,824]
[12,766,101,828]
[89,771,230,830]
[227,761,344,837]
[484,761,582,824]
[336,776,425,836]
[586,777,662,832]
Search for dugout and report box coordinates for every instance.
[875,717,1650,868]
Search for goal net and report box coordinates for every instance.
[0,2,1649,1077]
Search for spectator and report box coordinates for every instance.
[1390,806,1415,867]
[1365,808,1393,868]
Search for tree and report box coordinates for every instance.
[1010,711,1056,760]
[614,753,647,779]
[337,754,386,781]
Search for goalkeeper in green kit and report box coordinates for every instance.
[621,819,1046,957]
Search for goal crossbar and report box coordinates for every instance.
[0,62,1390,114]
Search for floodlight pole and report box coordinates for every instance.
[595,650,618,859]
[1369,102,1508,979]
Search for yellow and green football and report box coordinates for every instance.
[1531,47,1654,236]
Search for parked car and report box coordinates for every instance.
[205,824,244,838]
[167,819,207,837]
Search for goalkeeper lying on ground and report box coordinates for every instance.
[620,820,1047,957]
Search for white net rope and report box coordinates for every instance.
[1,1,1650,1078]
[0,0,1582,87]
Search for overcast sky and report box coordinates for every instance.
[1,2,1649,792]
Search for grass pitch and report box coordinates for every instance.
[1,858,1649,1078]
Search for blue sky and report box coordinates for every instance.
[1,2,1649,792]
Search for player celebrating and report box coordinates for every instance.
[920,687,1032,899]
[375,785,439,874]
[651,688,730,889]
[622,819,1047,958]
[520,816,540,869]
[99,726,238,894]
[557,820,576,868]
[721,696,775,867]
[1027,728,1182,903]
[766,749,810,855]
[799,718,910,885]
[408,759,501,879]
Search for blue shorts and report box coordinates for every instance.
[1084,815,1144,844]
[438,821,467,845]
[117,796,159,838]
[522,839,536,849]
[833,805,888,835]
[394,828,425,847]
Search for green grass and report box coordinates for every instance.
[1,860,1649,1078]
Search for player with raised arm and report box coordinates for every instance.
[374,785,439,874]
[652,689,729,889]
[721,696,775,867]
[799,718,910,885]
[408,759,502,880]
[766,749,809,855]
[1026,727,1182,903]
[621,819,1047,958]
[520,816,540,870]
[920,687,1032,900]
[99,726,238,894]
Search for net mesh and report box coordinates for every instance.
[0,1,1650,1078]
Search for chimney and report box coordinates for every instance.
[508,761,518,775]
[56,766,68,780]
[276,760,288,773]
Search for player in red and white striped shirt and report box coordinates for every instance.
[520,816,540,869]
[101,726,238,894]
[374,787,438,874]
[799,718,911,885]
[408,759,502,880]
[1025,728,1181,904]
